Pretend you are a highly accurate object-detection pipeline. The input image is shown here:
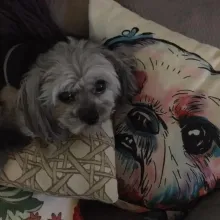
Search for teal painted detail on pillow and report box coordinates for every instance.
[104,27,153,49]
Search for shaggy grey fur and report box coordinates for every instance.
[17,37,137,141]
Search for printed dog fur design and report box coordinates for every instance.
[105,28,220,213]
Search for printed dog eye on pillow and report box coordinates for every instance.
[105,28,220,214]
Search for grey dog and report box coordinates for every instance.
[2,37,137,145]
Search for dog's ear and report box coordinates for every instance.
[101,47,138,102]
[17,71,62,141]
[0,86,31,154]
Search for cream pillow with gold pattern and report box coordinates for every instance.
[0,120,118,203]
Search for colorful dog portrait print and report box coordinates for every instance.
[105,28,220,219]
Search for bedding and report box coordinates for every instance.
[89,0,220,219]
[1,0,220,219]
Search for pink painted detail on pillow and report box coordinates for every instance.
[114,37,220,212]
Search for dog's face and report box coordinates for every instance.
[18,38,136,140]
[42,42,121,135]
[114,39,220,208]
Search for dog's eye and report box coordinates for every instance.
[94,80,106,94]
[180,117,218,155]
[58,92,75,103]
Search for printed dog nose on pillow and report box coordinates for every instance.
[90,0,220,219]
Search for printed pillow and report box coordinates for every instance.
[89,0,220,219]
[0,121,118,204]
[0,186,79,220]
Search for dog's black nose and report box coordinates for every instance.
[78,108,99,125]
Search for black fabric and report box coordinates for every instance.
[0,0,68,89]
[3,40,63,89]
